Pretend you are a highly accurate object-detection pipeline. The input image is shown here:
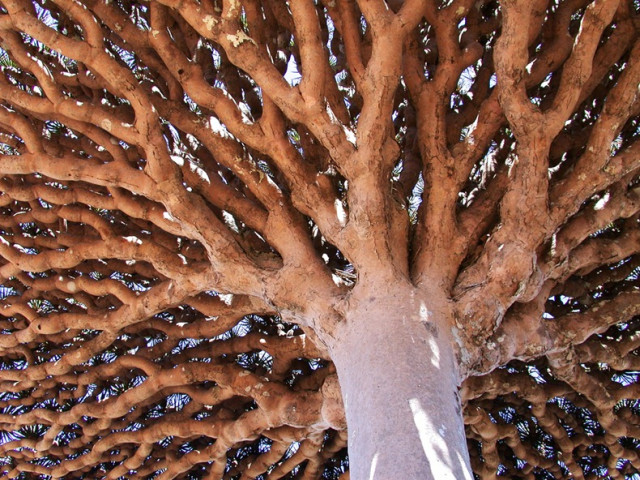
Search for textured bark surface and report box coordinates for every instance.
[0,0,638,479]
[330,282,472,480]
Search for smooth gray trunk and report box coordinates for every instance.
[330,290,473,480]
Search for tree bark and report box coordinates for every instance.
[330,286,473,480]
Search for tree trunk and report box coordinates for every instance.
[330,287,473,480]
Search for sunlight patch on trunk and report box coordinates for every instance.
[409,397,471,480]
[420,302,440,367]
[368,452,379,480]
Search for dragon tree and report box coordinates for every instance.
[0,0,639,478]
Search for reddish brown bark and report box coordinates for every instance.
[0,0,638,479]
